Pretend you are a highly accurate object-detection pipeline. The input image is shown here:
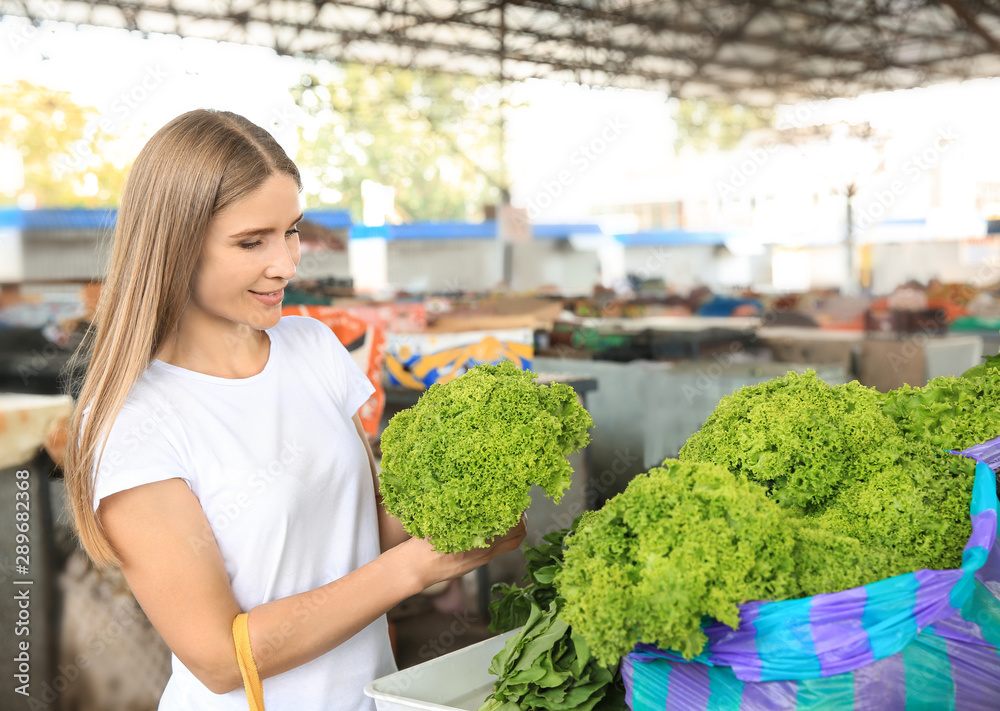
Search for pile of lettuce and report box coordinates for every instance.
[554,367,987,666]
[379,360,593,552]
[679,369,973,574]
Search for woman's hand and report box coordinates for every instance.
[393,515,528,593]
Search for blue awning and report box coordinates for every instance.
[350,221,498,241]
[532,223,604,238]
[349,221,606,241]
[0,208,118,231]
[303,210,353,229]
[614,229,729,246]
[0,207,353,232]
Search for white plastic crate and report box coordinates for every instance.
[364,630,517,711]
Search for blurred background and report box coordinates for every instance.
[4,1,1000,708]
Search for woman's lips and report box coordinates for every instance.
[250,288,284,306]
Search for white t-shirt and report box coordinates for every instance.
[90,315,396,710]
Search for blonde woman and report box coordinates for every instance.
[63,109,526,710]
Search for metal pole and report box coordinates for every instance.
[844,183,858,296]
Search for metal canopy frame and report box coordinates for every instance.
[5,0,1000,104]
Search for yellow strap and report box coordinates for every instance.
[233,612,266,711]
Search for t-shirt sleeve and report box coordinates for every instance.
[311,320,376,417]
[90,404,193,513]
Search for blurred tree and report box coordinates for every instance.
[671,98,774,153]
[0,80,128,208]
[291,66,516,221]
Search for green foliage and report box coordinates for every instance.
[815,441,972,573]
[556,461,797,666]
[480,601,626,711]
[789,521,891,595]
[379,361,592,553]
[681,368,974,577]
[488,525,572,635]
[483,523,626,711]
[290,65,515,220]
[679,370,901,511]
[882,368,1000,453]
[871,366,1000,568]
[671,98,774,153]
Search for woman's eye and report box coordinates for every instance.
[240,240,263,250]
[285,228,300,238]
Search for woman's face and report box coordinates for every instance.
[192,172,302,333]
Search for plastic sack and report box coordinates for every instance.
[621,437,1000,710]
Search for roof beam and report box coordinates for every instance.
[4,0,1000,104]
[937,0,1000,54]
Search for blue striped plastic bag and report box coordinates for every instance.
[621,437,1000,710]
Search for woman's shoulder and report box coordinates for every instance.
[79,366,176,426]
[272,314,340,350]
[273,314,327,338]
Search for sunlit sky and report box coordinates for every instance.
[4,15,1000,223]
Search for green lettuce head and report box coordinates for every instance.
[379,360,593,553]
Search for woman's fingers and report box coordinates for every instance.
[414,513,529,585]
[483,516,527,549]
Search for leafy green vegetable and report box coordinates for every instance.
[883,368,1000,454]
[488,525,571,634]
[679,370,900,511]
[554,367,986,668]
[680,369,974,575]
[379,360,593,552]
[815,440,971,572]
[788,520,892,595]
[871,367,1000,568]
[955,351,1000,380]
[488,521,580,633]
[556,460,797,666]
[480,601,625,711]
[483,522,626,711]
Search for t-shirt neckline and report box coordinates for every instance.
[149,326,279,385]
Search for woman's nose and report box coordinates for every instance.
[265,233,299,280]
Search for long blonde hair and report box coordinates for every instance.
[63,109,301,568]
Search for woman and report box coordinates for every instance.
[63,109,525,710]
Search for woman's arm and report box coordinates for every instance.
[98,478,524,695]
[352,413,411,552]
